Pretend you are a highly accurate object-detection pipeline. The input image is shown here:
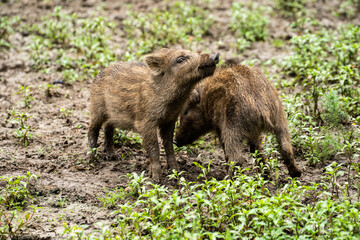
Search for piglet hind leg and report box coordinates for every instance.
[142,128,162,182]
[104,123,117,160]
[275,128,302,178]
[249,136,270,179]
[221,132,246,178]
[88,115,103,162]
[160,122,180,173]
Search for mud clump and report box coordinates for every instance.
[174,64,302,178]
[88,48,219,182]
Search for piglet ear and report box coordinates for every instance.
[190,88,200,104]
[145,54,165,74]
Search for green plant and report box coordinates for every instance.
[55,163,360,239]
[281,24,360,121]
[126,171,149,197]
[15,86,35,108]
[39,83,58,99]
[123,1,213,60]
[0,206,37,240]
[353,162,360,199]
[323,162,345,198]
[334,0,360,19]
[28,36,51,71]
[113,130,142,148]
[271,38,286,49]
[62,223,88,240]
[322,88,350,125]
[7,109,33,146]
[87,147,99,162]
[49,195,67,208]
[28,6,116,81]
[0,172,39,209]
[229,2,269,51]
[97,187,126,209]
[289,16,319,32]
[120,152,129,161]
[0,16,19,49]
[299,127,343,166]
[340,131,360,199]
[59,108,73,119]
[38,145,52,158]
[274,0,308,18]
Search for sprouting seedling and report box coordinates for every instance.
[7,108,33,146]
[15,86,35,108]
[59,108,73,119]
[323,162,345,198]
[127,171,149,196]
[0,16,19,49]
[120,152,129,161]
[87,147,99,163]
[0,172,39,209]
[339,131,360,200]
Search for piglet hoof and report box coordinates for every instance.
[226,169,234,180]
[150,162,162,183]
[287,164,302,178]
[87,150,98,164]
[88,155,95,164]
[168,161,180,172]
[104,147,117,161]
[106,153,117,161]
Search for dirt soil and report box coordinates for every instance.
[0,0,359,239]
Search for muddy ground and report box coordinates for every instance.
[0,0,359,239]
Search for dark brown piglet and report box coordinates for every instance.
[174,64,301,178]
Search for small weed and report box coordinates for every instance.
[120,152,129,161]
[59,108,73,119]
[322,89,350,125]
[28,6,116,81]
[300,127,343,166]
[38,145,52,158]
[0,172,39,209]
[15,86,35,109]
[7,108,33,147]
[49,195,67,208]
[123,1,213,60]
[323,162,345,198]
[113,130,142,148]
[0,16,19,49]
[271,38,286,49]
[39,83,58,99]
[334,0,360,19]
[62,223,87,240]
[127,171,149,197]
[97,187,126,209]
[289,16,319,32]
[274,0,308,18]
[87,147,99,162]
[0,206,38,240]
[281,24,360,121]
[230,2,269,51]
[174,144,194,154]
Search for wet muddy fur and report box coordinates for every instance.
[88,48,219,181]
[175,65,302,178]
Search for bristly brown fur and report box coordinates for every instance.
[88,48,219,182]
[175,64,302,178]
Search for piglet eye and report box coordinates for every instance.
[183,109,188,115]
[176,56,186,64]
